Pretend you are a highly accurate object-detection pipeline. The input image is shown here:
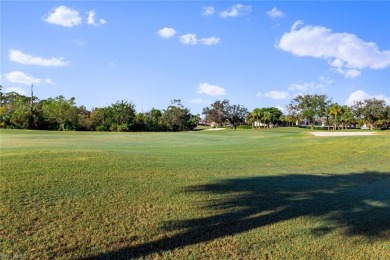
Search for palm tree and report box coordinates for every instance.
[328,103,344,130]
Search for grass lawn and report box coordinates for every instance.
[1,128,389,259]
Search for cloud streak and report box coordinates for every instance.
[9,49,70,66]
[257,91,289,100]
[4,71,54,85]
[180,34,220,45]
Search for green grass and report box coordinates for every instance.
[1,128,389,259]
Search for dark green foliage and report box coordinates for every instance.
[162,99,197,131]
[203,99,248,129]
[287,94,332,129]
[0,84,389,131]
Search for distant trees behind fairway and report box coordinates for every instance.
[1,86,389,131]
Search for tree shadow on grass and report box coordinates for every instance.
[84,172,390,259]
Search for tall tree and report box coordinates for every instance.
[162,99,196,131]
[10,97,32,129]
[327,103,344,130]
[351,98,387,129]
[224,102,248,130]
[288,94,331,129]
[144,108,163,131]
[42,95,77,131]
[339,105,356,129]
[202,100,228,127]
[106,100,136,131]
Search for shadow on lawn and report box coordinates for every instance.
[85,172,390,259]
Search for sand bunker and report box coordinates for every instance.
[311,131,377,137]
[205,128,226,131]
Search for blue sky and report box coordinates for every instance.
[1,1,389,115]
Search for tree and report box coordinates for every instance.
[145,108,163,131]
[42,95,78,131]
[327,103,344,130]
[339,106,356,129]
[10,97,32,129]
[202,100,228,127]
[91,107,108,131]
[77,106,94,131]
[288,94,331,129]
[351,98,387,129]
[162,100,196,131]
[106,100,136,131]
[285,102,300,126]
[224,102,248,130]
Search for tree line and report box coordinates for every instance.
[1,86,389,131]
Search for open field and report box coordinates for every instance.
[1,128,389,259]
[311,131,378,137]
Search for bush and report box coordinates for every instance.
[237,125,253,129]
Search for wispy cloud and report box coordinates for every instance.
[180,34,220,45]
[277,21,390,78]
[190,98,209,104]
[202,6,215,16]
[158,27,176,39]
[220,4,252,18]
[43,6,82,28]
[266,7,284,18]
[87,10,106,26]
[4,71,54,85]
[288,76,332,92]
[73,39,87,47]
[198,82,226,96]
[9,49,70,66]
[257,91,289,100]
[3,86,28,95]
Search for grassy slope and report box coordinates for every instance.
[1,128,389,259]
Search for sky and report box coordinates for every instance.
[1,1,390,115]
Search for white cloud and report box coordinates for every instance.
[180,34,220,45]
[291,20,304,31]
[257,91,289,100]
[277,21,390,78]
[43,6,82,28]
[346,90,390,106]
[266,7,284,18]
[198,82,226,96]
[288,82,321,91]
[87,10,106,26]
[200,37,220,45]
[4,71,54,85]
[158,27,176,39]
[180,34,198,45]
[220,4,252,18]
[344,69,361,79]
[318,76,333,85]
[9,49,70,66]
[190,98,209,104]
[4,86,28,95]
[202,6,215,16]
[288,76,332,92]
